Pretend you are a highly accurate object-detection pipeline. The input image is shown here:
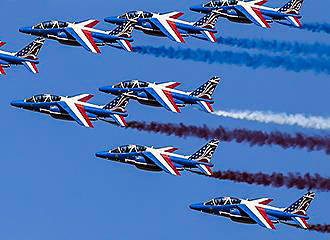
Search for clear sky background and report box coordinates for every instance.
[1,0,329,239]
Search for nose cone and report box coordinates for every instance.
[99,86,116,94]
[190,5,210,13]
[189,203,205,211]
[19,27,34,34]
[96,151,110,159]
[10,100,27,108]
[104,16,123,24]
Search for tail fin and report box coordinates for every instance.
[103,95,130,113]
[190,76,221,100]
[278,0,304,15]
[15,38,45,60]
[194,12,221,29]
[189,139,219,176]
[285,192,316,216]
[109,21,135,51]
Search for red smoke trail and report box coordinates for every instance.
[309,224,330,233]
[209,170,330,191]
[127,121,330,155]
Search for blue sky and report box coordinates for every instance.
[1,0,329,239]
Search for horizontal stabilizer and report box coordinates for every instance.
[292,217,309,229]
[197,100,214,113]
[111,114,127,127]
[285,16,302,27]
[117,39,133,52]
[22,61,39,74]
[0,41,6,47]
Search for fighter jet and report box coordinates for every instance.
[99,76,220,113]
[0,38,45,75]
[190,0,304,28]
[10,94,130,128]
[19,20,135,53]
[96,139,220,176]
[104,10,221,43]
[190,192,315,230]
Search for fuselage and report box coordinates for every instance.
[0,50,37,65]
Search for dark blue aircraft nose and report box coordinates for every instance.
[10,100,26,108]
[19,27,33,34]
[99,86,116,94]
[96,151,110,159]
[189,203,204,211]
[104,16,122,24]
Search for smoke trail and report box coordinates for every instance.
[302,23,330,34]
[213,110,330,130]
[217,37,330,57]
[309,224,330,233]
[134,46,330,75]
[208,170,330,191]
[126,121,330,154]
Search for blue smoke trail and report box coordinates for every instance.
[217,37,330,57]
[134,46,330,75]
[302,23,330,34]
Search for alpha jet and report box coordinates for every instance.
[19,19,135,54]
[190,191,315,230]
[99,76,220,113]
[190,0,304,29]
[0,38,45,75]
[96,139,219,176]
[104,10,222,43]
[11,94,130,128]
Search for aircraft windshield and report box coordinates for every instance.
[25,94,61,103]
[110,145,147,153]
[205,197,241,206]
[204,0,238,7]
[119,11,153,19]
[33,21,68,29]
[113,80,149,89]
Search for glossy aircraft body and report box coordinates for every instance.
[96,139,220,176]
[190,0,304,28]
[105,11,222,43]
[0,38,45,75]
[190,192,315,230]
[11,94,130,128]
[19,20,135,53]
[99,76,220,113]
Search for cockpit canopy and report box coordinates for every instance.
[204,0,238,7]
[113,80,149,89]
[25,94,61,103]
[33,21,69,29]
[119,11,153,20]
[110,144,147,153]
[205,197,241,206]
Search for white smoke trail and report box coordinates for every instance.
[213,110,330,130]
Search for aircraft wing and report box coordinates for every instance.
[57,101,94,128]
[149,17,185,43]
[157,147,179,153]
[0,41,6,47]
[142,150,181,176]
[65,27,101,54]
[237,204,276,229]
[144,86,180,113]
[234,4,270,28]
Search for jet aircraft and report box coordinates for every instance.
[190,191,315,230]
[19,20,135,53]
[190,0,304,28]
[96,139,220,176]
[99,76,220,113]
[0,38,45,75]
[104,10,221,43]
[11,94,130,128]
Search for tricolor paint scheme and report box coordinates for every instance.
[99,76,220,113]
[0,38,45,75]
[10,94,130,128]
[190,0,304,29]
[96,139,220,176]
[104,11,221,43]
[19,20,135,53]
[190,192,315,230]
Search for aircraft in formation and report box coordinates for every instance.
[190,191,315,230]
[10,94,130,128]
[99,76,220,113]
[190,0,304,28]
[96,139,219,176]
[19,20,135,54]
[0,38,45,75]
[105,10,221,43]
